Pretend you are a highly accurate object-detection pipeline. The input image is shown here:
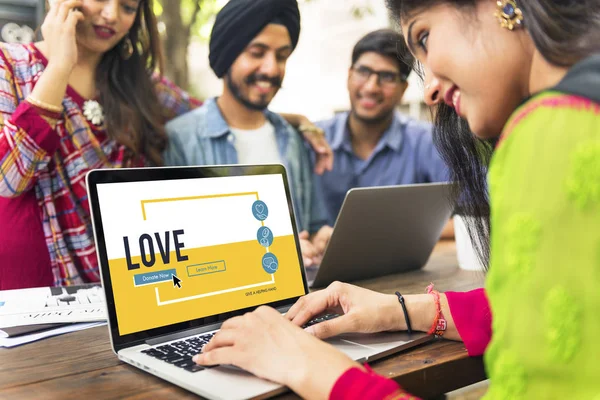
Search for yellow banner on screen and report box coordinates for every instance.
[109,235,304,336]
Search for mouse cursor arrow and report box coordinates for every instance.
[172,274,182,289]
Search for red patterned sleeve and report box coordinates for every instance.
[330,365,421,400]
[445,288,492,356]
[0,49,60,198]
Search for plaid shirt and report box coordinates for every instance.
[0,43,200,286]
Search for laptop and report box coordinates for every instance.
[86,165,431,400]
[309,183,454,288]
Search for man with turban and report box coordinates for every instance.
[164,0,331,267]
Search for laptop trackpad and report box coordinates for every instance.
[338,331,415,349]
[326,331,430,363]
[324,337,374,361]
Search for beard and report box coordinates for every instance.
[225,70,282,111]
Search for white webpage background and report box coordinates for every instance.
[96,174,295,259]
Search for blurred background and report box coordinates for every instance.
[0,0,429,121]
[0,2,487,397]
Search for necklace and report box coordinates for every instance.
[83,99,104,126]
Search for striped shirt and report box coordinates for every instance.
[0,43,200,288]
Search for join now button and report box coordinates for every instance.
[133,269,177,286]
[187,261,226,277]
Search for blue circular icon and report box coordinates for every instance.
[252,200,269,221]
[257,226,274,248]
[262,252,279,274]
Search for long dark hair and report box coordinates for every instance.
[386,0,600,269]
[96,0,167,166]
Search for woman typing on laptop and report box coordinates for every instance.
[193,0,600,398]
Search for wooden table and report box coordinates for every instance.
[0,241,487,399]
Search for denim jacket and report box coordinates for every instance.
[164,98,327,233]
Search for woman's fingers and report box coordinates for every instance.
[65,8,85,32]
[56,0,83,23]
[305,313,357,339]
[47,0,59,16]
[219,314,244,330]
[287,291,335,326]
[202,329,237,353]
[193,347,237,367]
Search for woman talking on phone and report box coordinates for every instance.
[0,0,200,289]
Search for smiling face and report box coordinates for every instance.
[347,51,408,124]
[401,1,533,138]
[75,0,140,56]
[224,24,292,111]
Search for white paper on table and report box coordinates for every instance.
[0,284,106,328]
[0,322,107,348]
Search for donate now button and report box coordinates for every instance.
[133,269,177,286]
[187,261,226,277]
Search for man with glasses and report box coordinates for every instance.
[314,29,450,229]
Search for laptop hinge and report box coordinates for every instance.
[276,304,293,314]
[145,304,294,346]
[146,322,223,346]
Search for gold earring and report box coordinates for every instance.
[120,37,134,60]
[494,0,523,30]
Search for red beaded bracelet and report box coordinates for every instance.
[426,283,447,337]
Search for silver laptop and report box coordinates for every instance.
[309,183,454,288]
[86,165,430,400]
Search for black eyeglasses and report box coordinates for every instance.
[351,65,404,87]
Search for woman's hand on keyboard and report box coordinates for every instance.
[285,282,407,339]
[193,306,358,399]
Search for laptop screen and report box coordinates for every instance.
[94,170,306,337]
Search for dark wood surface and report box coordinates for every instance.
[0,241,486,399]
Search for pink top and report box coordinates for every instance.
[445,288,492,356]
[329,288,491,399]
[330,365,418,400]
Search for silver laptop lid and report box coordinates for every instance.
[311,182,454,287]
[86,165,309,352]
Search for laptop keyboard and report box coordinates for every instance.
[302,313,339,328]
[141,314,340,373]
[141,332,217,373]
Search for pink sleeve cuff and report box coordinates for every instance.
[330,365,403,400]
[445,288,492,356]
[11,101,60,156]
